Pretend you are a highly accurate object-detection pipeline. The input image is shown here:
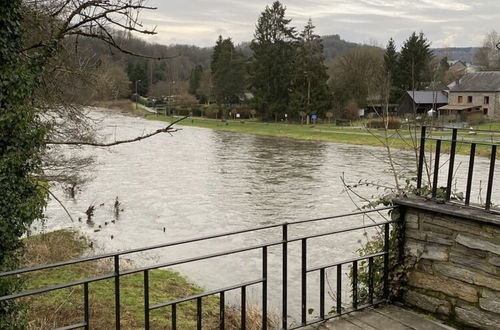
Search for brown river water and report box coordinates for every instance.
[39,109,499,323]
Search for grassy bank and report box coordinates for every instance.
[21,230,271,329]
[100,101,498,157]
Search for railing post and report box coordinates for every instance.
[368,257,374,305]
[432,140,441,198]
[83,282,89,330]
[282,223,288,330]
[465,143,476,206]
[172,304,177,330]
[219,293,224,330]
[352,261,358,310]
[417,126,427,192]
[319,268,325,319]
[486,145,497,211]
[241,286,246,330]
[336,264,342,315]
[144,270,150,329]
[262,246,268,330]
[383,223,390,299]
[446,128,458,201]
[197,297,202,330]
[301,238,307,325]
[114,255,121,330]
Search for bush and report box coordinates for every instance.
[366,117,402,129]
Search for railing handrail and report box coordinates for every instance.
[1,206,400,329]
[0,206,395,278]
[416,125,499,212]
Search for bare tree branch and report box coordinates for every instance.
[45,116,188,147]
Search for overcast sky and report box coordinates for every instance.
[139,0,499,49]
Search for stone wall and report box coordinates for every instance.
[396,198,500,329]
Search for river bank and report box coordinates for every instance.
[108,101,498,158]
[22,230,271,329]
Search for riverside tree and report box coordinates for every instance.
[290,19,331,118]
[397,32,433,91]
[249,1,296,121]
[384,38,400,103]
[211,36,246,107]
[0,1,180,327]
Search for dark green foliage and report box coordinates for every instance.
[366,118,402,129]
[126,61,149,95]
[384,38,400,103]
[0,1,48,327]
[211,36,246,106]
[398,32,433,92]
[290,19,331,118]
[249,1,296,120]
[188,64,204,98]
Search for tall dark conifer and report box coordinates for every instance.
[398,32,432,91]
[384,38,400,102]
[290,19,330,118]
[211,36,245,106]
[249,1,296,120]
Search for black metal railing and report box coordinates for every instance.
[0,207,399,329]
[416,125,500,212]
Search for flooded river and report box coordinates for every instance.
[40,109,498,322]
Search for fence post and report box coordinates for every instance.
[417,126,427,192]
[446,128,458,201]
[282,223,288,329]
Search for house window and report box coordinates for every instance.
[484,96,490,104]
[458,96,463,103]
[484,108,488,115]
[467,96,473,103]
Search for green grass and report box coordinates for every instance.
[139,111,500,158]
[20,230,265,329]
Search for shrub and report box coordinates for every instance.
[366,117,402,129]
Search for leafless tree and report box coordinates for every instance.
[19,1,183,208]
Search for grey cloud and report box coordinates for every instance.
[139,0,500,48]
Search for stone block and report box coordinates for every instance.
[406,212,420,229]
[421,222,454,236]
[406,228,427,241]
[421,244,449,261]
[427,216,493,239]
[455,303,500,329]
[426,232,454,246]
[415,259,434,274]
[403,290,451,315]
[489,254,500,267]
[480,290,500,313]
[408,271,478,302]
[434,262,500,291]
[456,234,500,255]
[449,252,497,275]
[452,243,488,258]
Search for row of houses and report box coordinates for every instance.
[366,71,500,121]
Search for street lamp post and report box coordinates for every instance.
[135,80,141,110]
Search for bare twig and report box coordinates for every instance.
[45,116,188,146]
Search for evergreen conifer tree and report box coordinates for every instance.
[249,1,296,121]
[290,19,331,119]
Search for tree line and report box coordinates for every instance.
[189,1,331,121]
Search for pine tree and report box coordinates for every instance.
[188,65,203,99]
[210,36,246,106]
[398,32,432,92]
[290,19,330,119]
[384,38,400,102]
[249,1,296,121]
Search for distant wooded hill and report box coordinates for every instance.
[431,47,482,64]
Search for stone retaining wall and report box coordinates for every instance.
[396,199,500,329]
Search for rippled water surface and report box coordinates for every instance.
[41,110,499,320]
